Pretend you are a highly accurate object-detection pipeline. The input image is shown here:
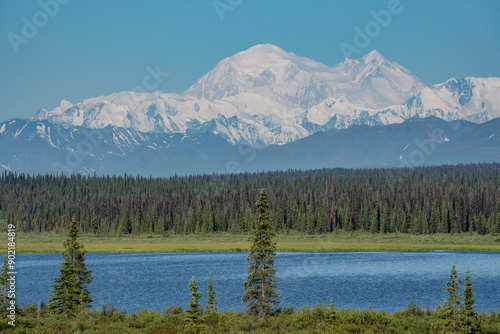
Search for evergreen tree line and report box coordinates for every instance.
[0,190,491,333]
[1,163,499,235]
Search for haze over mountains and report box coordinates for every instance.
[1,44,500,176]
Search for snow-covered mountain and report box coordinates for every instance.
[185,45,424,108]
[30,44,500,148]
[406,77,500,123]
[3,44,499,176]
[31,45,421,146]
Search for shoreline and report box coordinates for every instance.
[6,231,500,254]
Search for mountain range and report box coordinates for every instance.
[1,44,499,176]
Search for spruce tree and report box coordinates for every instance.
[369,207,379,234]
[329,299,337,333]
[362,204,370,231]
[48,221,93,317]
[206,273,217,313]
[379,202,387,234]
[242,189,279,317]
[429,203,440,234]
[440,202,449,234]
[306,206,315,235]
[186,276,202,322]
[461,268,479,333]
[442,265,462,333]
[449,205,457,235]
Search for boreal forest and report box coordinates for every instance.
[1,163,499,236]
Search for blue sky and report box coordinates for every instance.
[0,0,499,121]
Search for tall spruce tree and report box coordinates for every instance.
[48,221,93,317]
[461,268,479,333]
[329,299,337,333]
[186,276,202,322]
[442,265,463,333]
[206,273,217,313]
[242,189,279,317]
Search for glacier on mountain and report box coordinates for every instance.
[33,44,500,147]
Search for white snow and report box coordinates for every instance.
[13,124,27,139]
[36,124,58,148]
[30,44,500,147]
[0,124,6,134]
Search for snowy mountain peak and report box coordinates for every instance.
[332,50,424,107]
[339,50,388,71]
[185,43,332,106]
[361,50,387,64]
[31,44,500,148]
[228,44,329,71]
[235,43,290,57]
[58,99,73,109]
[186,44,421,109]
[33,99,74,120]
[405,77,500,123]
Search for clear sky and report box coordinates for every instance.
[0,0,499,121]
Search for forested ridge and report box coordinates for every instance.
[1,163,500,235]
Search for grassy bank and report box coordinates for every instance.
[1,303,500,334]
[5,231,500,254]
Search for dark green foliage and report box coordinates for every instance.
[4,302,500,333]
[186,276,202,323]
[329,299,337,333]
[242,189,279,317]
[1,163,500,237]
[402,301,425,317]
[429,203,440,234]
[48,221,93,317]
[442,265,462,333]
[461,268,479,333]
[206,273,217,313]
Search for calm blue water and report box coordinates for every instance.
[16,251,500,313]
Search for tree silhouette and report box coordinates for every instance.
[48,221,93,317]
[206,273,217,313]
[461,268,479,333]
[442,265,462,333]
[242,189,279,317]
[186,276,202,323]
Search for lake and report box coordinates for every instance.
[16,251,500,313]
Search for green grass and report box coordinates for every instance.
[2,303,500,334]
[4,231,500,254]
